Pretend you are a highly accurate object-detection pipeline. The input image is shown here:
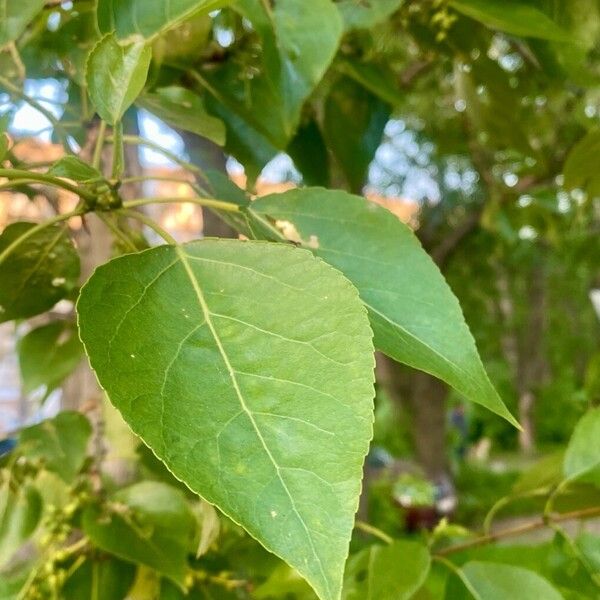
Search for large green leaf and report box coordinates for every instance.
[19,412,92,483]
[82,482,196,586]
[86,33,151,125]
[563,128,600,198]
[449,0,571,41]
[77,240,375,600]
[323,77,390,192]
[0,0,45,48]
[207,0,342,149]
[137,87,225,145]
[343,541,430,600]
[563,408,600,485]
[97,0,229,40]
[18,321,84,395]
[445,561,563,600]
[0,222,80,324]
[252,189,516,425]
[0,483,42,568]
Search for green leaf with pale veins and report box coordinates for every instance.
[137,87,225,145]
[96,0,231,40]
[445,561,563,600]
[252,189,517,426]
[0,222,80,324]
[77,240,375,600]
[343,541,430,600]
[0,0,45,48]
[18,321,84,395]
[564,407,600,486]
[82,482,196,586]
[86,33,151,125]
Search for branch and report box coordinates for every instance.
[436,505,600,556]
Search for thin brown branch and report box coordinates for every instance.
[436,506,600,556]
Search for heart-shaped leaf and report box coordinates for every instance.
[252,188,516,426]
[77,240,375,600]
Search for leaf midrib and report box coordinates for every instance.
[175,246,332,599]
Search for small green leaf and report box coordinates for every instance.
[86,33,151,125]
[19,412,92,483]
[62,556,136,599]
[337,0,403,31]
[564,408,600,485]
[137,87,225,145]
[0,222,80,324]
[96,0,231,40]
[449,0,571,41]
[0,0,45,47]
[445,561,563,600]
[0,132,9,161]
[563,128,600,198]
[77,240,375,600]
[18,320,84,396]
[252,189,517,426]
[0,482,42,568]
[343,541,430,600]
[82,482,197,586]
[47,156,102,182]
[324,77,390,192]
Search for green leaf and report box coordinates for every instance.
[18,321,84,396]
[77,240,375,600]
[0,0,45,48]
[19,412,92,483]
[577,533,600,577]
[337,0,403,31]
[445,561,563,600]
[252,189,517,425]
[86,33,151,125]
[97,0,230,40]
[343,541,430,600]
[338,60,401,107]
[62,557,136,600]
[563,128,600,198]
[207,0,343,148]
[324,77,390,192]
[47,156,102,182]
[0,133,8,162]
[449,0,571,41]
[137,87,225,145]
[287,119,331,187]
[0,482,42,567]
[0,222,80,324]
[82,482,197,586]
[563,408,600,485]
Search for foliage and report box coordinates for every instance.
[0,0,599,598]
